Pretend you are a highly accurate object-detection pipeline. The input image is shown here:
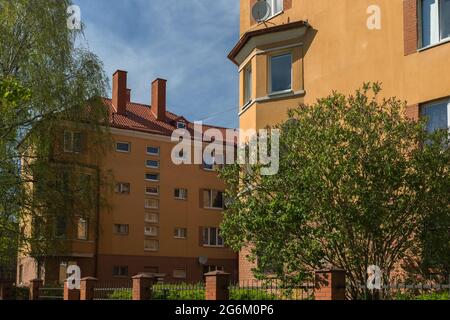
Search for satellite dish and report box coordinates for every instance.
[252,0,271,23]
[199,256,208,265]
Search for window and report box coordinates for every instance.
[174,228,188,239]
[145,198,159,209]
[116,142,130,153]
[244,64,252,104]
[114,224,129,235]
[145,173,159,182]
[145,186,159,195]
[268,0,283,17]
[202,227,224,247]
[146,159,160,168]
[270,53,292,93]
[18,265,23,284]
[113,266,128,277]
[147,146,160,156]
[115,182,130,194]
[421,0,450,47]
[144,239,159,251]
[421,99,450,133]
[145,212,159,223]
[203,189,224,209]
[77,218,88,240]
[145,225,158,237]
[174,188,188,200]
[203,265,225,274]
[173,269,187,279]
[55,216,67,238]
[177,122,187,129]
[64,131,83,153]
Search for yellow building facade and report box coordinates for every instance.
[230,0,450,281]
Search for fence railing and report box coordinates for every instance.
[357,281,450,300]
[152,283,206,300]
[229,280,314,300]
[92,280,133,300]
[38,287,64,300]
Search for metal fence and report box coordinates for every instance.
[229,280,315,300]
[152,283,205,300]
[38,287,64,300]
[357,280,450,300]
[92,280,133,300]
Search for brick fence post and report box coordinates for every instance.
[80,277,98,300]
[64,280,80,301]
[314,268,346,300]
[132,274,155,300]
[29,279,43,300]
[0,281,13,300]
[205,271,230,300]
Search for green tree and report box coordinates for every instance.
[220,84,450,299]
[0,0,110,266]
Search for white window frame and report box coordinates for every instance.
[114,224,129,235]
[113,266,128,277]
[64,131,83,154]
[147,146,160,156]
[145,212,159,223]
[116,142,131,153]
[145,186,159,196]
[145,173,160,182]
[115,182,130,194]
[267,0,284,19]
[174,228,188,239]
[421,98,450,132]
[203,189,224,210]
[77,218,88,240]
[145,198,159,209]
[420,0,450,48]
[174,188,188,200]
[269,52,293,95]
[145,225,158,237]
[146,159,160,169]
[173,269,187,279]
[202,227,224,247]
[144,239,159,252]
[244,63,252,105]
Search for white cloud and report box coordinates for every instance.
[75,0,240,127]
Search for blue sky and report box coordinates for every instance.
[75,0,240,128]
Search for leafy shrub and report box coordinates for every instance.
[394,291,449,300]
[108,289,132,300]
[152,284,205,300]
[13,286,30,300]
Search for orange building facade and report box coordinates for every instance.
[17,70,237,285]
[230,0,450,281]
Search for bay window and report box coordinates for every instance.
[244,64,252,105]
[269,53,292,94]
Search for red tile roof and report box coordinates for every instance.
[104,98,236,144]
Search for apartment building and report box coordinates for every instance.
[229,0,450,281]
[18,70,237,284]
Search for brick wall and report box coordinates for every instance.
[403,0,418,55]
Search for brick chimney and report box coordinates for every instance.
[112,70,127,115]
[126,89,131,103]
[151,78,167,121]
